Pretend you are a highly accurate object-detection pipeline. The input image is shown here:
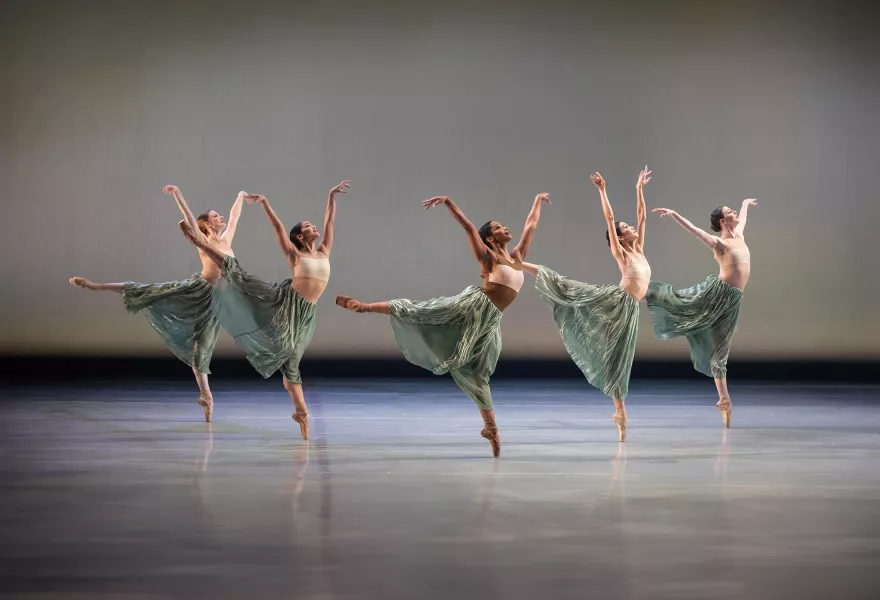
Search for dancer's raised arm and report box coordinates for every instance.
[512,193,550,261]
[592,173,625,263]
[734,199,758,236]
[247,194,298,260]
[164,185,200,235]
[423,196,489,263]
[319,180,350,255]
[221,191,246,242]
[635,166,651,251]
[652,207,721,250]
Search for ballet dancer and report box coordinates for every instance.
[335,193,550,457]
[181,181,350,440]
[69,185,246,421]
[648,198,757,427]
[521,168,652,441]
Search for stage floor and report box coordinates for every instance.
[2,379,880,599]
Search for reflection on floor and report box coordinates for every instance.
[2,380,879,599]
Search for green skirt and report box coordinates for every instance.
[645,275,743,378]
[212,257,317,382]
[388,286,502,410]
[536,266,639,400]
[122,275,220,374]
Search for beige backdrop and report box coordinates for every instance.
[4,0,878,359]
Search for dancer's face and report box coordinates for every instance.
[720,206,740,229]
[617,221,639,243]
[205,211,226,232]
[296,221,321,247]
[485,221,512,246]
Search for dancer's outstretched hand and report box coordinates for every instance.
[590,173,606,191]
[637,166,652,188]
[330,180,351,195]
[652,208,677,218]
[423,196,449,210]
[162,185,181,196]
[244,193,267,204]
[535,192,551,204]
[744,198,758,207]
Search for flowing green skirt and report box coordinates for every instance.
[122,275,220,374]
[388,286,502,410]
[645,275,743,378]
[535,266,639,400]
[212,257,317,382]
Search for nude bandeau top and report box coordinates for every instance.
[294,254,330,281]
[486,263,524,292]
[716,238,750,271]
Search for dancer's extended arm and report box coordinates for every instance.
[734,199,758,236]
[248,194,298,259]
[319,180,350,254]
[512,193,550,261]
[164,185,200,233]
[422,196,489,263]
[635,166,651,251]
[221,191,246,241]
[592,173,625,263]
[652,207,721,250]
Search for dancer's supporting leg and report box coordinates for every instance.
[282,349,312,440]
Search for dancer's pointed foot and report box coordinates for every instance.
[292,411,310,440]
[612,412,627,442]
[335,295,368,313]
[716,396,731,428]
[69,277,99,291]
[198,394,213,423]
[481,422,501,458]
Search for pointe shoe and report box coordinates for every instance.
[481,422,501,458]
[335,295,367,313]
[198,394,213,423]
[292,411,310,440]
[716,396,731,428]
[612,412,627,442]
[69,277,98,291]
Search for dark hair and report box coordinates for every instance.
[709,207,724,232]
[289,221,305,250]
[478,221,495,248]
[605,221,624,247]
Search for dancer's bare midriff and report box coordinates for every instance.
[292,277,328,304]
[481,282,518,312]
[719,266,749,291]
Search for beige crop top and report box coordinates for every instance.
[716,238,750,271]
[619,252,651,299]
[486,263,524,293]
[294,253,330,281]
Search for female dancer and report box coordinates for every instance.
[69,185,245,422]
[521,168,652,442]
[335,193,550,457]
[648,198,757,427]
[182,181,350,440]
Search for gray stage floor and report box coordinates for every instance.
[2,379,880,599]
